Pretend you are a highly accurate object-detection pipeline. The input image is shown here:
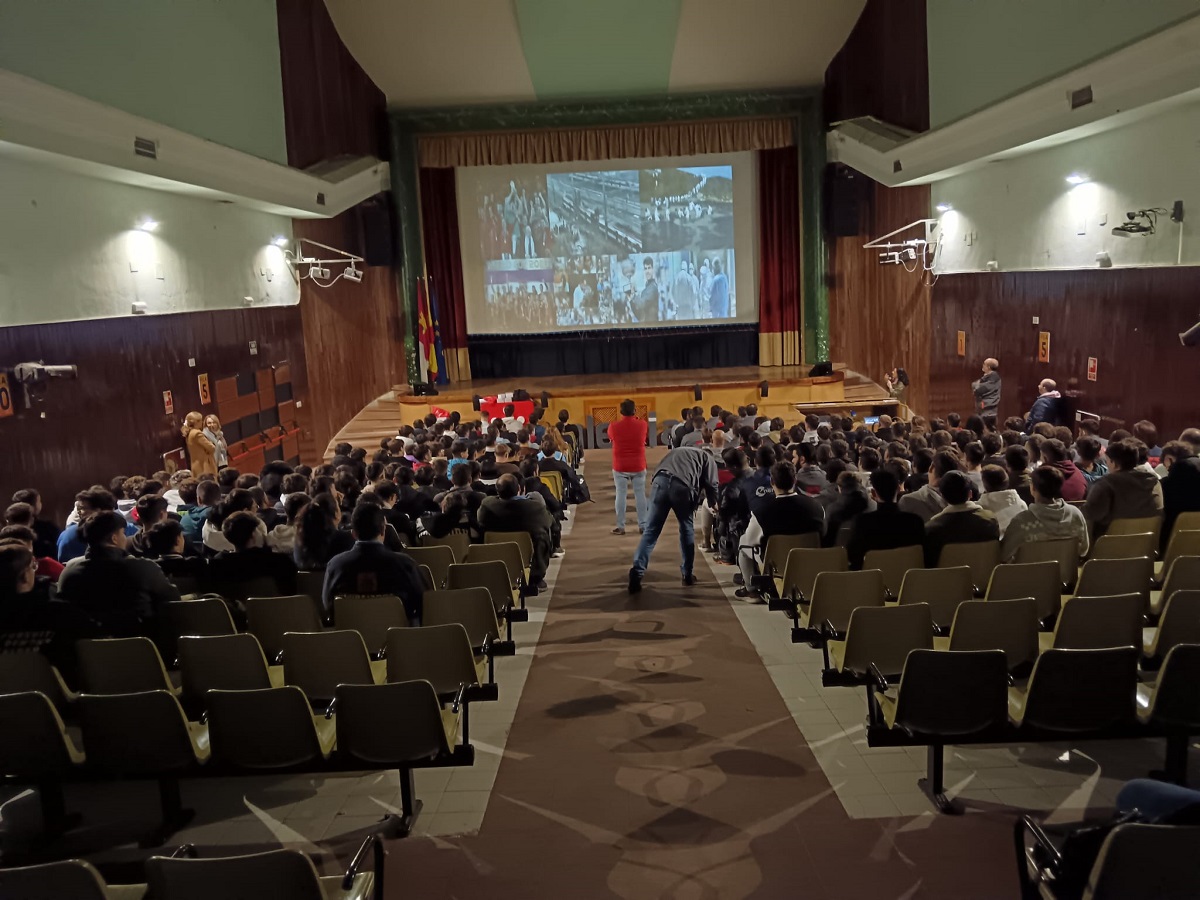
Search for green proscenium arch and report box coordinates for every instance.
[388,89,826,379]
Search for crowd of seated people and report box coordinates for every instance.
[0,406,584,665]
[675,408,1200,599]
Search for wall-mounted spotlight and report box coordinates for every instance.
[137,217,159,232]
[935,202,953,213]
[342,265,363,283]
[271,235,290,248]
[1065,173,1089,186]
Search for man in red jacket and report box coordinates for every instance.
[608,399,649,535]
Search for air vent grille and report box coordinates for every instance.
[134,136,158,159]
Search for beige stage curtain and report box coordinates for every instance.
[443,346,471,383]
[418,117,794,168]
[758,331,802,368]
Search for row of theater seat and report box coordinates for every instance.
[749,521,1200,814]
[0,538,541,847]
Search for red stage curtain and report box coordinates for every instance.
[418,167,471,381]
[757,146,803,366]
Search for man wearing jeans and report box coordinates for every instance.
[628,446,719,593]
[608,399,648,535]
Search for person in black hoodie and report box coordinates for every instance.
[521,458,564,552]
[8,489,61,561]
[1160,439,1200,551]
[846,469,926,569]
[735,461,824,598]
[823,470,876,548]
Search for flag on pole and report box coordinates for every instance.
[416,278,449,384]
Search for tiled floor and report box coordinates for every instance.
[700,549,1184,822]
[0,513,572,853]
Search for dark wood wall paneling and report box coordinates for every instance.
[823,0,933,412]
[0,308,307,522]
[276,0,406,460]
[929,268,1200,436]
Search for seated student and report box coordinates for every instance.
[422,465,484,541]
[823,470,875,548]
[393,466,439,522]
[446,439,472,478]
[322,503,425,621]
[145,520,209,585]
[963,442,986,495]
[899,450,961,522]
[267,493,309,555]
[57,488,138,563]
[980,433,1006,469]
[1084,438,1164,541]
[845,469,926,569]
[734,461,824,598]
[1040,439,1087,503]
[1005,445,1034,505]
[277,472,310,513]
[249,486,284,532]
[923,471,1000,567]
[1074,435,1108,491]
[208,511,298,596]
[128,495,169,558]
[977,464,1027,537]
[794,441,826,496]
[181,479,221,551]
[1161,438,1200,552]
[538,437,585,501]
[9,488,62,560]
[203,489,260,554]
[57,511,180,631]
[293,494,355,570]
[0,523,64,583]
[1001,466,1090,562]
[743,446,776,518]
[520,458,564,551]
[370,481,415,543]
[555,408,584,461]
[1133,420,1164,465]
[478,473,553,593]
[904,448,934,496]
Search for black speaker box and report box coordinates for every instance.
[357,195,398,267]
[808,362,834,377]
[825,164,868,238]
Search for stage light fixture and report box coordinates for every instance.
[271,235,290,248]
[759,380,769,398]
[1181,320,1200,348]
[137,217,159,232]
[1065,173,1089,185]
[342,265,363,283]
[693,384,703,401]
[935,202,953,212]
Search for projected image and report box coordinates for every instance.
[473,174,552,260]
[484,259,556,330]
[553,256,612,327]
[546,171,642,257]
[640,166,734,251]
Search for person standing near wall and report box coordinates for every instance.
[182,412,217,477]
[204,414,229,469]
[609,399,648,536]
[972,358,1002,429]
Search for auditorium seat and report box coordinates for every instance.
[466,542,527,592]
[208,576,282,608]
[863,544,924,599]
[1038,594,1143,653]
[145,839,382,900]
[421,531,470,563]
[896,566,971,632]
[282,630,381,706]
[1072,557,1154,615]
[177,634,282,709]
[334,594,409,656]
[417,564,436,591]
[1157,531,1200,583]
[0,858,145,900]
[77,637,179,696]
[485,530,533,575]
[1150,556,1200,618]
[0,691,84,835]
[1091,532,1158,562]
[823,602,933,684]
[78,690,207,843]
[386,624,493,715]
[447,560,526,637]
[402,545,456,589]
[207,686,336,769]
[1138,643,1200,783]
[1008,647,1139,735]
[778,546,848,605]
[869,648,1009,813]
[539,470,564,503]
[1167,512,1200,551]
[984,561,1062,626]
[1106,515,1164,553]
[423,587,513,683]
[335,680,468,837]
[0,652,78,710]
[245,594,325,663]
[1015,536,1081,591]
[1144,591,1200,665]
[163,597,237,644]
[938,598,1039,673]
[936,541,1001,596]
[794,569,884,642]
[761,532,821,580]
[295,570,326,612]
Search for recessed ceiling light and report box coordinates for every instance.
[137,217,159,232]
[936,202,953,212]
[1065,173,1089,185]
[271,235,289,247]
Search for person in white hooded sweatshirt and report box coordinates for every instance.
[1001,466,1089,562]
[977,465,1027,537]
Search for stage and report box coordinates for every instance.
[327,364,893,459]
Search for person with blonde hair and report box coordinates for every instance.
[182,412,217,476]
[204,414,229,469]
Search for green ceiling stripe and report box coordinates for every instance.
[514,0,681,100]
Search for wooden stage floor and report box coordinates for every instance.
[329,364,890,459]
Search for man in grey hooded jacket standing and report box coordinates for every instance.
[972,358,1002,429]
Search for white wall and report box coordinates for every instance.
[0,155,299,327]
[932,99,1200,274]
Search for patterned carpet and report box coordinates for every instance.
[386,450,1021,899]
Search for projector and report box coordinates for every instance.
[1112,210,1155,237]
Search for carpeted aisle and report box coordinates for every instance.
[388,450,1018,899]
